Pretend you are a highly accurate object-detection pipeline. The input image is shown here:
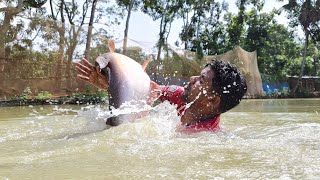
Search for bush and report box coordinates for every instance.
[35,91,52,100]
[62,90,108,104]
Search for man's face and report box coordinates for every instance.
[181,66,215,104]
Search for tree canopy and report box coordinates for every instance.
[0,0,319,90]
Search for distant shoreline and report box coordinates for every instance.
[0,95,107,107]
[1,93,320,107]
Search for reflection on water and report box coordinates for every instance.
[0,99,319,179]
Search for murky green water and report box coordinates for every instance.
[0,99,319,179]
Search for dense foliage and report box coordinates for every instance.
[0,0,319,88]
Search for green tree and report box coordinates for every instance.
[227,0,248,47]
[142,0,183,61]
[84,0,122,62]
[84,0,98,61]
[47,0,121,91]
[0,0,46,95]
[116,0,141,54]
[280,0,320,94]
[0,0,47,59]
[242,8,303,82]
[179,0,227,57]
[48,0,67,92]
[311,42,320,75]
[63,0,90,90]
[6,7,48,59]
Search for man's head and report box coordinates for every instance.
[181,59,247,118]
[206,59,247,113]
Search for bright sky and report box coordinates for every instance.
[113,0,290,50]
[1,0,295,53]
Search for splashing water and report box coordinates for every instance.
[0,99,320,179]
[184,92,202,110]
[76,100,180,135]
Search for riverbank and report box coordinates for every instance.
[1,91,320,107]
[0,92,107,107]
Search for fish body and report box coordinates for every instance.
[95,41,150,126]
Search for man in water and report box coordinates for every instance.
[75,58,247,132]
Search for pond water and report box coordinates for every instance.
[0,99,319,179]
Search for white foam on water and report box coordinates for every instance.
[1,99,320,179]
[52,100,181,139]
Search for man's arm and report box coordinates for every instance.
[74,58,164,105]
[74,58,108,90]
[147,81,163,105]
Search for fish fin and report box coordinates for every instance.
[108,39,115,53]
[142,56,153,72]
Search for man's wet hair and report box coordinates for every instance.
[206,59,247,113]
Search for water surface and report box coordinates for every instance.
[0,99,319,179]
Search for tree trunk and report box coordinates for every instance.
[55,0,66,93]
[0,1,24,95]
[55,25,65,93]
[0,7,22,58]
[122,0,134,55]
[165,21,172,58]
[0,1,24,59]
[315,56,318,76]
[0,13,12,59]
[313,48,318,76]
[154,16,166,83]
[84,0,98,61]
[66,26,82,91]
[156,16,165,61]
[292,30,309,95]
[182,11,189,50]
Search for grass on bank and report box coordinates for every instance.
[4,86,108,106]
[1,86,319,107]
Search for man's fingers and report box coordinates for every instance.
[81,58,94,67]
[75,57,109,90]
[75,62,92,75]
[75,66,89,77]
[75,61,91,71]
[77,74,90,81]
[77,74,89,80]
[99,83,108,90]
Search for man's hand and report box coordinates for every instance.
[74,58,108,90]
[147,81,162,105]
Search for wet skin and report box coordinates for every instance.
[75,59,221,126]
[180,66,221,125]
